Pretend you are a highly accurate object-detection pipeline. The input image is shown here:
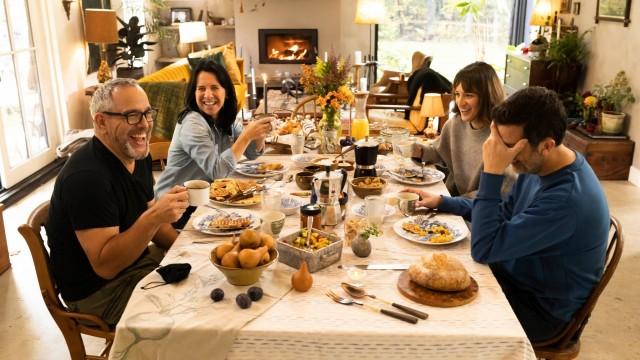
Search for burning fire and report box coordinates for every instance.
[269,44,308,60]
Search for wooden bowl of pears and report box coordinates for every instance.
[210,229,278,286]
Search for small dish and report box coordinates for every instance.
[281,196,303,216]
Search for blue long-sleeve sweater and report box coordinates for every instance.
[439,152,609,322]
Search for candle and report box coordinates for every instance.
[556,17,562,40]
[250,67,256,96]
[324,51,328,62]
[359,77,368,92]
[262,73,268,114]
[354,50,362,64]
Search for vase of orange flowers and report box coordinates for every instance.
[301,55,354,153]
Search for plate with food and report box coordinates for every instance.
[388,167,445,185]
[235,161,289,178]
[209,178,262,206]
[192,209,260,236]
[393,215,468,245]
[351,203,395,219]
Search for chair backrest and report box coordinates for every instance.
[18,201,113,360]
[291,95,321,121]
[149,141,171,170]
[533,215,624,350]
[411,51,433,73]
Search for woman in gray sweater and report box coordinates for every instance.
[155,60,272,227]
[414,62,512,197]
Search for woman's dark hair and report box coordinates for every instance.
[451,62,504,126]
[491,86,567,146]
[179,59,238,135]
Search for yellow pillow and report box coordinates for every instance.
[189,42,242,85]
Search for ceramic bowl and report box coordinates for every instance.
[281,196,303,216]
[350,176,387,199]
[210,247,278,286]
[295,171,315,190]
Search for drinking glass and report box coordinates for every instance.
[262,189,283,211]
[364,195,385,226]
[291,131,304,154]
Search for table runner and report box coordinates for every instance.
[111,154,536,360]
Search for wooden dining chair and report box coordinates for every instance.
[18,201,114,360]
[149,140,170,170]
[533,215,624,360]
[290,95,321,121]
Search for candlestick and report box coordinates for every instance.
[262,73,268,114]
[354,50,362,64]
[250,67,256,98]
[359,77,368,92]
[556,17,561,40]
[324,51,328,62]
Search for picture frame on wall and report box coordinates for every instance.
[171,7,192,24]
[559,0,572,14]
[595,0,632,27]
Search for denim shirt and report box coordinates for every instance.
[154,111,262,198]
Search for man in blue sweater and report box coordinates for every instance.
[406,87,609,341]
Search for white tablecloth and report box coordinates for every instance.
[110,154,536,360]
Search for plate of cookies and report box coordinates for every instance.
[235,161,288,178]
[192,209,261,236]
[209,179,261,207]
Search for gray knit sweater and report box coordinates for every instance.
[420,115,515,197]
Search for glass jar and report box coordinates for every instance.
[351,92,370,141]
[300,204,322,230]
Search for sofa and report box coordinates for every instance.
[138,42,247,142]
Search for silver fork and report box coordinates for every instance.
[325,290,418,324]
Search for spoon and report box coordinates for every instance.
[341,282,428,320]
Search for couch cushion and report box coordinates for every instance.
[139,81,187,140]
[187,51,226,71]
[188,42,243,85]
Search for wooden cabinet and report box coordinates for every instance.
[563,129,635,180]
[504,53,552,96]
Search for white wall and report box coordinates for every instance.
[562,3,640,182]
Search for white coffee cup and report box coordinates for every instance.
[184,180,210,206]
[262,211,286,236]
[396,192,419,216]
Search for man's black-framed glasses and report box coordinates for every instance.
[102,108,159,125]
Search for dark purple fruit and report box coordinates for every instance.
[210,288,224,302]
[236,293,252,309]
[247,286,263,301]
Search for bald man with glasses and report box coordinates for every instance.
[46,78,189,326]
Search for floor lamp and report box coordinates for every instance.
[354,0,385,90]
[84,9,119,83]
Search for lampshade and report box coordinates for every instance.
[84,9,118,44]
[179,21,207,44]
[530,0,552,26]
[420,93,446,118]
[354,0,385,24]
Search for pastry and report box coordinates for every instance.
[408,253,470,291]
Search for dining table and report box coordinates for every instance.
[109,153,536,360]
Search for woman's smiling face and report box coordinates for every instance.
[454,83,480,123]
[195,71,226,118]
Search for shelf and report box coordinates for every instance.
[160,24,235,30]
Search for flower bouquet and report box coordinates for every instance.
[300,55,354,153]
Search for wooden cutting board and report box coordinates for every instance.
[397,270,478,307]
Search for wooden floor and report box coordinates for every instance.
[0,179,639,359]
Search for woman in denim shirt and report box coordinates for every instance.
[155,60,272,228]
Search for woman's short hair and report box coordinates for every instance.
[451,62,505,126]
[183,59,238,134]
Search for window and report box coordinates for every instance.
[378,0,514,81]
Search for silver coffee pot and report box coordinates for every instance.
[312,165,346,226]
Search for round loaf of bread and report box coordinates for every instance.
[408,253,470,291]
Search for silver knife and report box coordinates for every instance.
[347,264,410,270]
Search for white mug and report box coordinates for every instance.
[262,211,286,236]
[396,192,419,216]
[184,180,210,206]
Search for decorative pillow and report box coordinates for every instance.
[187,51,226,71]
[188,42,242,85]
[139,81,187,140]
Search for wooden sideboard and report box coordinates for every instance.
[563,129,635,180]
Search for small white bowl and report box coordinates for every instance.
[291,154,317,168]
[280,196,303,216]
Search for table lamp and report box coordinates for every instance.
[178,21,207,58]
[84,9,118,83]
[419,93,445,138]
[529,0,552,57]
[355,0,385,90]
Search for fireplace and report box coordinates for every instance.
[258,29,318,64]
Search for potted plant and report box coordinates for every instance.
[593,71,636,134]
[111,16,157,79]
[546,31,590,93]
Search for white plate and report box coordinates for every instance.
[393,215,468,245]
[389,168,445,185]
[209,197,261,207]
[351,203,395,219]
[235,162,289,178]
[291,154,317,168]
[192,209,261,236]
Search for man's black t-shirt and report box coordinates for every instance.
[46,137,154,301]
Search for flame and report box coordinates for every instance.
[269,43,309,60]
